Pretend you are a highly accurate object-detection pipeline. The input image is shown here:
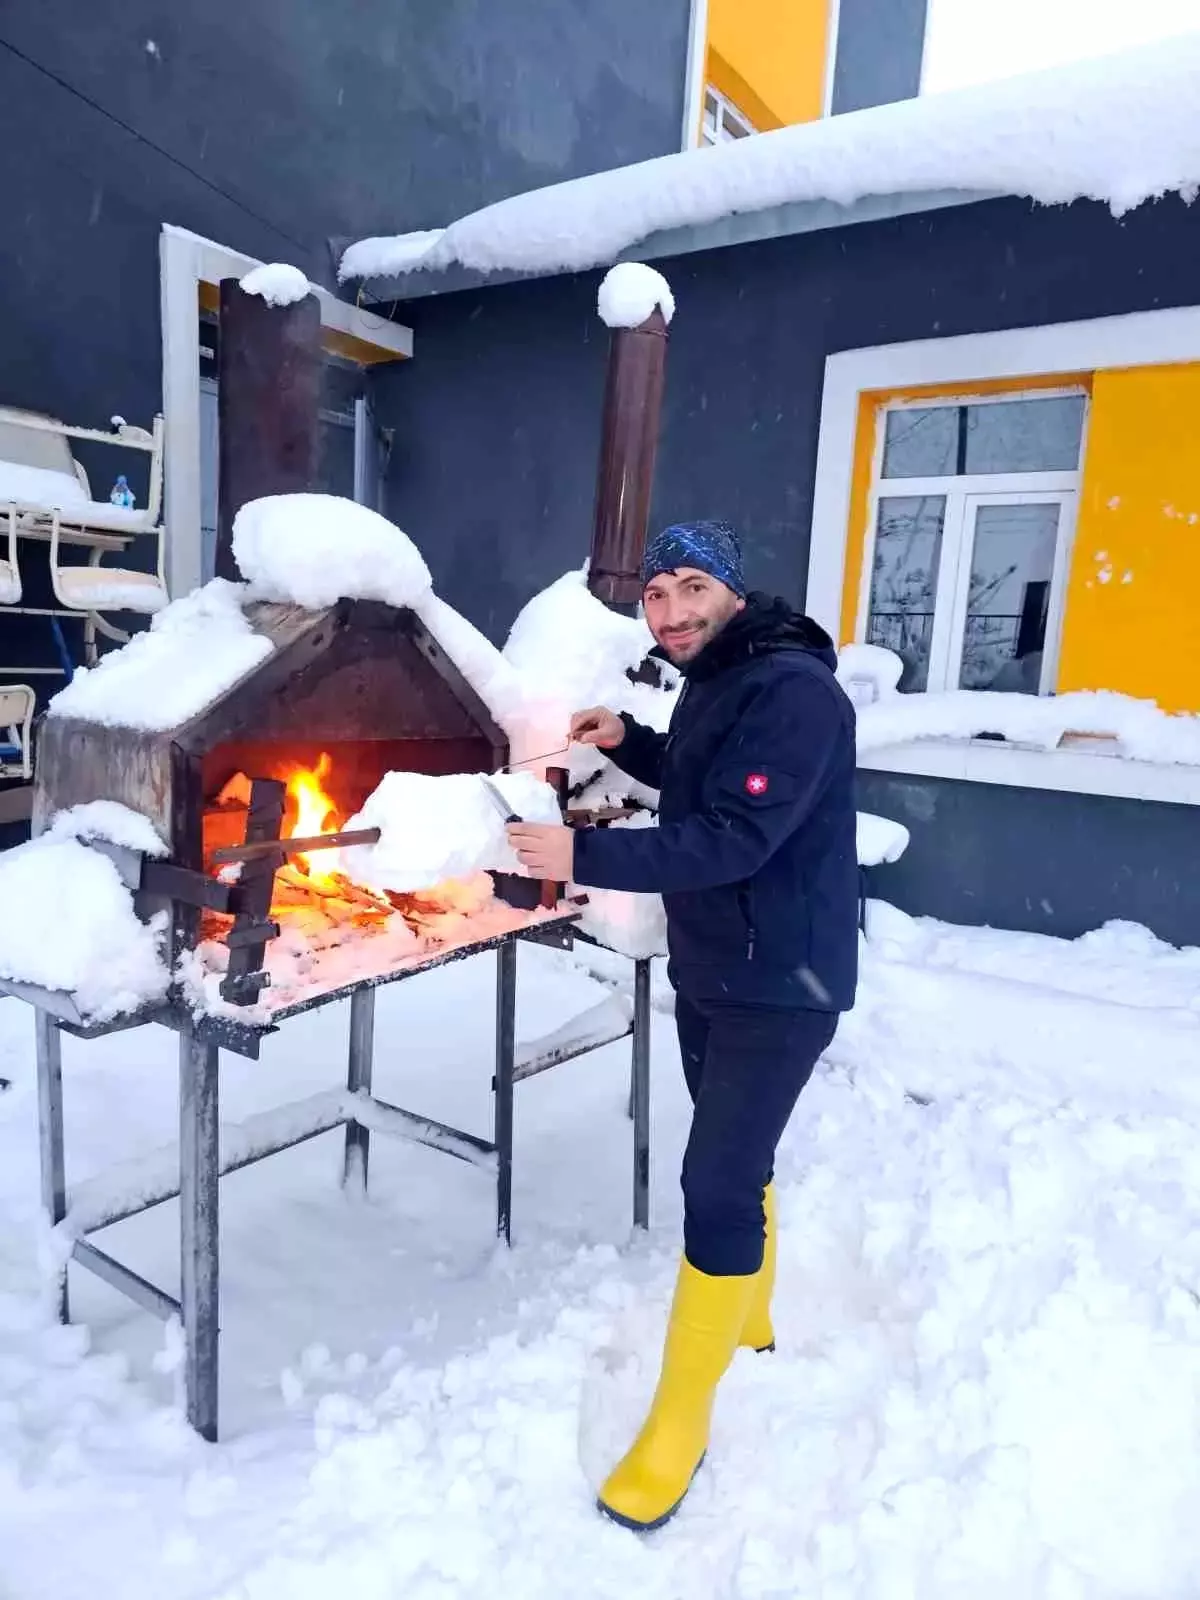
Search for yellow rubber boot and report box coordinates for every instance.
[597,1258,757,1532]
[739,1182,777,1353]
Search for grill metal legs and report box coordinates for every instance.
[494,940,517,1243]
[343,987,376,1193]
[35,1012,68,1324]
[180,1027,220,1443]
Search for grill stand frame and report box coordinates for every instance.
[23,919,653,1442]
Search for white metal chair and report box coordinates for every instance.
[0,684,35,780]
[0,503,20,606]
[0,408,169,664]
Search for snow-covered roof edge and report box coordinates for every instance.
[340,36,1200,291]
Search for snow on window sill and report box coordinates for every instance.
[858,736,1200,806]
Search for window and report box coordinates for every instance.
[701,84,757,144]
[861,394,1086,695]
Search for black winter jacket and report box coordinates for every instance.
[571,594,859,1011]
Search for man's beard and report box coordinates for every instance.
[657,620,712,661]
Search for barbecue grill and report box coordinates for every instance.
[8,266,670,1441]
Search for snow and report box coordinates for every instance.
[596,262,675,330]
[338,229,446,282]
[572,813,668,959]
[337,771,562,893]
[0,460,89,510]
[238,263,312,308]
[3,908,1200,1596]
[856,811,911,866]
[232,494,433,612]
[0,461,150,530]
[857,685,1200,766]
[0,832,169,1021]
[43,799,168,858]
[338,35,1200,281]
[837,641,905,707]
[499,568,666,790]
[47,578,274,732]
[413,592,526,726]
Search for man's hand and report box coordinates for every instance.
[506,822,575,881]
[570,706,625,749]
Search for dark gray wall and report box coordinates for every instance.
[857,773,1198,949]
[831,0,929,114]
[372,190,1200,942]
[0,1,690,694]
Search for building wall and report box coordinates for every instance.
[374,191,1200,943]
[0,0,691,690]
[830,0,930,114]
[857,770,1198,948]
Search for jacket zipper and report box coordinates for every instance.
[736,884,757,960]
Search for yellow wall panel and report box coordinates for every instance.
[706,0,829,130]
[1058,364,1200,712]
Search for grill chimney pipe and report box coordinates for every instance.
[586,303,670,615]
[215,278,321,582]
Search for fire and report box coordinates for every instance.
[203,754,500,956]
[286,753,341,886]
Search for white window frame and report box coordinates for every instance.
[858,389,1086,695]
[700,83,757,144]
[807,304,1200,806]
[159,224,412,600]
[681,0,710,149]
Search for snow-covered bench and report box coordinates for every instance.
[0,407,168,664]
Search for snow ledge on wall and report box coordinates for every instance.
[338,35,1200,282]
[856,688,1200,769]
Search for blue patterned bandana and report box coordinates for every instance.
[640,519,746,598]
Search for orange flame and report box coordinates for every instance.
[286,752,341,886]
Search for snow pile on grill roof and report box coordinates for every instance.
[498,568,671,787]
[337,771,562,894]
[413,594,526,725]
[48,578,274,732]
[858,686,1200,766]
[234,494,433,611]
[239,262,311,307]
[596,263,675,329]
[43,799,168,857]
[0,805,169,1021]
[339,35,1200,282]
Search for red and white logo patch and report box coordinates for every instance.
[744,773,769,796]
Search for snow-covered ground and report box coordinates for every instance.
[2,910,1200,1598]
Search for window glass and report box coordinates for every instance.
[865,495,946,692]
[963,396,1085,474]
[881,407,958,478]
[959,502,1061,693]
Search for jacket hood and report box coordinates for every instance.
[665,592,838,680]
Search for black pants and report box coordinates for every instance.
[675,991,838,1278]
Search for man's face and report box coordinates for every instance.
[642,567,745,664]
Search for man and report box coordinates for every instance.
[508,519,858,1532]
